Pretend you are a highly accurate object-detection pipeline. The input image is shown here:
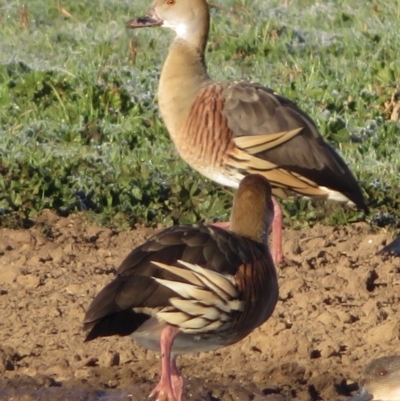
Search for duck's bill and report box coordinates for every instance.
[347,387,373,401]
[126,11,163,29]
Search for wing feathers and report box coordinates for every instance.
[153,277,223,305]
[227,148,327,196]
[221,81,367,209]
[169,299,221,320]
[151,261,203,286]
[176,260,238,298]
[151,259,243,333]
[233,128,302,154]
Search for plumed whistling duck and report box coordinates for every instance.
[83,174,278,401]
[126,0,368,265]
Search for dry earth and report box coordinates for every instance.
[0,210,399,401]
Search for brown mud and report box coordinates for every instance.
[0,210,399,401]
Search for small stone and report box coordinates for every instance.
[279,278,305,301]
[367,321,400,343]
[20,367,38,377]
[66,284,86,295]
[99,350,120,367]
[44,363,69,377]
[74,368,90,379]
[119,350,134,365]
[317,310,339,327]
[318,340,337,358]
[83,357,98,367]
[0,264,21,284]
[16,274,40,289]
[0,349,14,373]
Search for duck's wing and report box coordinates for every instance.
[185,81,367,210]
[222,81,367,209]
[83,224,266,339]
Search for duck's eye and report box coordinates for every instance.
[166,0,175,4]
[379,369,388,376]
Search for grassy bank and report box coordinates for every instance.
[0,0,399,230]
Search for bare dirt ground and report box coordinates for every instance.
[0,210,399,401]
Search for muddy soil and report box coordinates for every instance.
[0,210,399,401]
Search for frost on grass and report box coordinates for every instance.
[0,0,399,228]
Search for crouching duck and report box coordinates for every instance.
[348,355,400,401]
[126,0,368,265]
[83,174,278,401]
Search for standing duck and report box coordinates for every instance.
[83,174,278,401]
[348,355,400,401]
[126,0,368,264]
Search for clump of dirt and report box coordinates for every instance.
[0,210,398,401]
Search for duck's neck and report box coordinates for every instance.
[158,37,211,140]
[230,211,269,246]
[230,194,274,245]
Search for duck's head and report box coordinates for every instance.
[349,356,400,401]
[126,0,209,42]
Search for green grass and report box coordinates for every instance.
[0,0,399,230]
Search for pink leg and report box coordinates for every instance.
[149,326,181,401]
[272,197,284,265]
[170,356,184,401]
